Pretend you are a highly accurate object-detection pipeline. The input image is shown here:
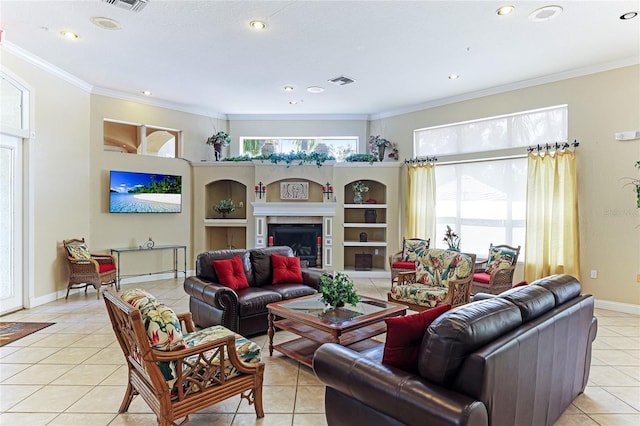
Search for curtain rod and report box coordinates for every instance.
[526,140,579,153]
[404,156,438,164]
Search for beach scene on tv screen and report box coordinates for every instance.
[110,171,181,213]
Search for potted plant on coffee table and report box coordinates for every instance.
[319,272,360,309]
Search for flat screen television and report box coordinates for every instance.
[109,170,182,213]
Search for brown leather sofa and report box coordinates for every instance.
[313,274,597,426]
[184,246,322,336]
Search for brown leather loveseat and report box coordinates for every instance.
[184,246,322,336]
[313,274,597,426]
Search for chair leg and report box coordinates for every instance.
[254,386,264,418]
[65,285,71,300]
[118,382,136,413]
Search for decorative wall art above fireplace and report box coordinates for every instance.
[280,182,309,200]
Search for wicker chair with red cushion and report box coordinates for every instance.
[388,238,430,285]
[63,238,118,299]
[472,244,521,295]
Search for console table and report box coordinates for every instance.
[110,245,187,286]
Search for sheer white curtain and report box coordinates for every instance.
[405,163,436,242]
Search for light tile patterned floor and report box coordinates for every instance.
[1,278,638,425]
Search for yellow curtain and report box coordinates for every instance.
[524,150,580,281]
[405,163,436,242]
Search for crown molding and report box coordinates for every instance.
[369,56,640,120]
[226,114,369,121]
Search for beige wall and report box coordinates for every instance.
[3,45,638,309]
[371,65,640,306]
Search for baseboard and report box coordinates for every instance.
[26,270,194,309]
[594,299,640,315]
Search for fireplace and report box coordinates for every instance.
[268,224,321,267]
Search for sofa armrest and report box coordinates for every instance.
[313,343,487,426]
[184,276,240,330]
[301,268,323,290]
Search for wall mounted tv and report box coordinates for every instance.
[109,170,182,213]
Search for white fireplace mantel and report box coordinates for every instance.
[251,202,336,217]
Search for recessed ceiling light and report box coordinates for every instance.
[250,20,267,30]
[289,101,298,105]
[528,5,563,22]
[306,86,325,93]
[496,5,515,16]
[142,90,152,96]
[60,30,79,40]
[620,11,638,20]
[448,74,460,80]
[283,86,294,92]
[90,17,122,30]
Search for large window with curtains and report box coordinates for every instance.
[413,105,568,257]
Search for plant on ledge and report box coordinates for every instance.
[319,272,360,309]
[344,153,379,164]
[256,152,335,167]
[443,225,461,252]
[206,131,231,161]
[214,199,235,218]
[622,160,640,208]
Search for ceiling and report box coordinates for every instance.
[1,1,638,118]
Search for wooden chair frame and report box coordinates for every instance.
[103,291,265,426]
[388,252,476,312]
[472,244,521,295]
[63,238,118,299]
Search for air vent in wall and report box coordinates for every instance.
[328,76,356,86]
[101,0,148,12]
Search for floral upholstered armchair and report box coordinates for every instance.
[388,249,475,311]
[472,244,521,295]
[388,237,430,285]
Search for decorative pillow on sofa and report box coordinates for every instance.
[271,254,303,284]
[382,304,451,373]
[402,238,429,262]
[66,243,91,260]
[213,256,249,290]
[143,304,186,351]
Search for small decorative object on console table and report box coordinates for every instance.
[140,237,155,249]
[443,225,461,252]
[352,181,369,204]
[319,272,360,309]
[214,199,235,218]
[206,130,231,161]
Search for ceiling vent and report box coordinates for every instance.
[101,0,148,12]
[328,76,356,86]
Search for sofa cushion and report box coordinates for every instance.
[485,245,519,273]
[418,298,522,385]
[472,272,491,284]
[391,261,415,269]
[250,246,295,286]
[99,263,116,273]
[260,283,316,300]
[236,287,283,317]
[121,288,158,316]
[271,254,303,284]
[196,249,252,285]
[415,249,472,286]
[213,256,250,290]
[533,274,581,305]
[383,304,451,373]
[402,238,429,262]
[499,285,556,322]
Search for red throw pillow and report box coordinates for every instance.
[513,280,528,287]
[382,304,451,373]
[212,256,249,290]
[271,254,303,284]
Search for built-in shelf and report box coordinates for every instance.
[343,223,387,228]
[204,219,248,227]
[343,241,387,247]
[343,204,388,209]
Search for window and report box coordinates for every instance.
[414,105,568,257]
[240,137,358,162]
[103,119,181,158]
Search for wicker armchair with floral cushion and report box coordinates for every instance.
[388,238,430,285]
[472,244,521,295]
[104,289,264,426]
[63,238,117,299]
[388,249,475,312]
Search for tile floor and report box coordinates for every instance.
[0,277,638,426]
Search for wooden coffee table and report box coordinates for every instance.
[267,294,406,368]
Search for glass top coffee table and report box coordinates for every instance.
[267,294,406,368]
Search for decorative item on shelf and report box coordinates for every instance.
[206,130,231,161]
[355,253,373,271]
[364,209,377,223]
[255,181,266,199]
[140,237,155,249]
[316,236,322,266]
[314,143,329,154]
[322,182,334,200]
[268,236,274,247]
[366,198,377,204]
[214,199,235,218]
[319,271,360,309]
[368,135,392,162]
[260,142,275,156]
[352,181,369,204]
[443,225,461,252]
[359,232,368,242]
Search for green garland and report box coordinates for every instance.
[344,153,379,164]
[223,152,335,167]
